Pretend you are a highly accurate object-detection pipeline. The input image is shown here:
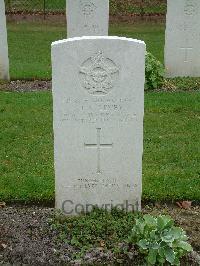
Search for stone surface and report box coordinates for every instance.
[0,0,9,80]
[52,36,145,215]
[165,0,200,77]
[67,0,109,38]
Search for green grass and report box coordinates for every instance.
[7,21,165,79]
[7,20,200,90]
[8,21,67,80]
[0,92,54,201]
[0,91,199,202]
[143,92,200,201]
[5,0,66,11]
[2,20,200,203]
[110,23,165,63]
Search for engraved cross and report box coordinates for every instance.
[84,128,113,174]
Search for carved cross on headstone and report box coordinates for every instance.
[84,128,113,174]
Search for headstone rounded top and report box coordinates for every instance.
[52,36,146,47]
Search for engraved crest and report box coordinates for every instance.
[81,1,97,16]
[184,3,195,15]
[79,51,119,95]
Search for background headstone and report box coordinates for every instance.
[165,0,200,77]
[67,0,109,38]
[0,0,9,80]
[52,36,145,215]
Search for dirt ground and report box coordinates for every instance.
[6,13,166,24]
[0,204,199,265]
[0,80,52,92]
[1,79,200,93]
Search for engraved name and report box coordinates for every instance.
[61,97,136,124]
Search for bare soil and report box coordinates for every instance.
[0,80,52,92]
[1,80,200,93]
[6,13,165,24]
[0,204,199,265]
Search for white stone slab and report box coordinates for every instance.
[0,0,9,80]
[165,0,200,77]
[52,36,145,215]
[67,0,109,38]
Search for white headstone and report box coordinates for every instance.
[67,0,109,38]
[0,0,9,80]
[52,36,145,215]
[165,0,200,77]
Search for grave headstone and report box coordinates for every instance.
[67,0,109,38]
[165,0,200,77]
[0,0,9,80]
[52,36,145,215]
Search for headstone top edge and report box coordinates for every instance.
[51,36,146,47]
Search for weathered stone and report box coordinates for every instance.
[67,0,109,38]
[52,36,145,215]
[165,0,200,77]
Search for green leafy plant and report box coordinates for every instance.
[145,52,164,90]
[128,215,193,265]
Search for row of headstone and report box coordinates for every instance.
[1,0,199,81]
[0,0,9,80]
[1,0,199,215]
[67,0,200,78]
[53,1,145,214]
[52,0,200,215]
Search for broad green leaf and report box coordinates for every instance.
[157,215,173,230]
[150,242,160,250]
[170,227,183,239]
[158,247,165,257]
[157,255,166,264]
[143,215,157,227]
[161,230,175,243]
[138,239,149,250]
[150,230,156,239]
[164,246,175,264]
[177,241,193,252]
[147,249,157,265]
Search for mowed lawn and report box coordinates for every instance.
[1,20,199,203]
[0,92,199,202]
[7,20,165,80]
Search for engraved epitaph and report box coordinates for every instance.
[165,0,200,77]
[0,0,9,80]
[52,36,146,215]
[67,0,109,38]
